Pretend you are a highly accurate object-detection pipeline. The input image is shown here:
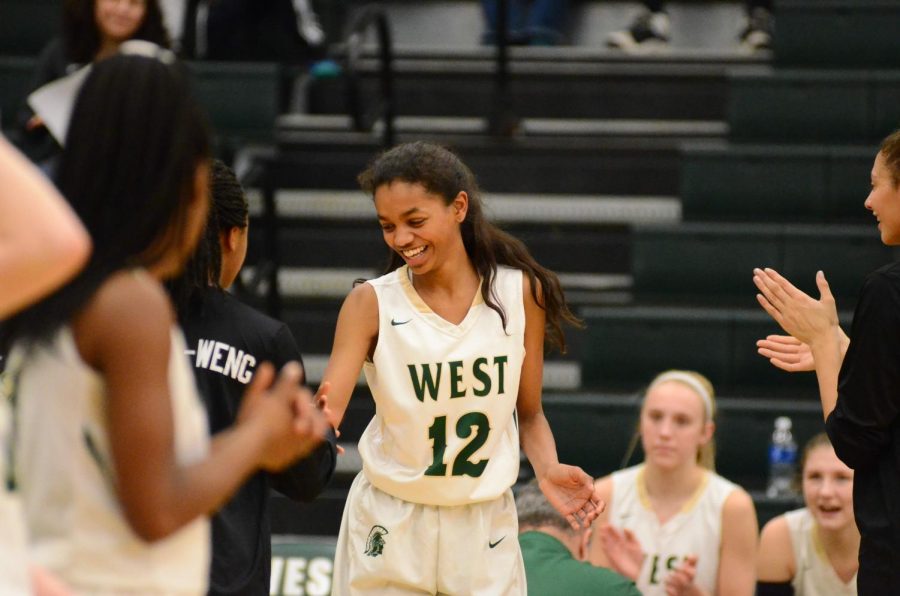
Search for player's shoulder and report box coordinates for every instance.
[343,279,379,312]
[721,481,754,514]
[758,510,797,581]
[760,511,792,543]
[82,268,173,327]
[594,474,615,501]
[73,269,174,364]
[366,267,403,288]
[861,261,900,301]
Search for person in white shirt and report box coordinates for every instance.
[0,136,88,596]
[318,141,602,594]
[757,433,858,595]
[589,370,758,596]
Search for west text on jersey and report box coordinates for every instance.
[407,356,508,401]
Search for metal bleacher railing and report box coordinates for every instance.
[244,3,397,319]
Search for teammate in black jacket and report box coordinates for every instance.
[168,159,337,595]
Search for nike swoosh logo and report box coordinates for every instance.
[489,536,505,549]
[390,318,411,326]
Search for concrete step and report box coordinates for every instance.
[247,188,681,226]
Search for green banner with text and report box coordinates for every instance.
[270,536,337,596]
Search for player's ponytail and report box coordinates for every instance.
[358,141,582,353]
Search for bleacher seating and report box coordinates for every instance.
[729,69,900,143]
[680,142,873,222]
[632,223,897,303]
[775,0,900,68]
[187,61,282,155]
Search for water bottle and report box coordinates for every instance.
[766,416,798,498]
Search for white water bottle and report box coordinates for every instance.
[766,416,798,498]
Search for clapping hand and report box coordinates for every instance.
[753,268,839,347]
[598,524,644,581]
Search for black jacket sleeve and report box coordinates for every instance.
[756,582,794,596]
[826,270,900,470]
[266,322,337,501]
[269,427,337,502]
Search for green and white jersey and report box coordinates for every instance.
[10,325,210,595]
[359,265,525,506]
[785,508,857,595]
[610,464,737,596]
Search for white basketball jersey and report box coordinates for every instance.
[610,464,737,595]
[785,508,857,595]
[0,398,30,595]
[359,265,525,506]
[9,326,211,594]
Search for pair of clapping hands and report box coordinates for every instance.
[237,362,331,470]
[752,268,848,372]
[598,526,701,596]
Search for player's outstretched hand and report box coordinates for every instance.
[753,268,839,347]
[664,554,700,596]
[238,361,328,471]
[756,334,814,372]
[598,525,644,581]
[315,381,345,455]
[539,463,605,530]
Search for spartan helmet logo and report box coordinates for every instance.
[364,525,389,557]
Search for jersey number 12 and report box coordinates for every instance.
[425,413,490,477]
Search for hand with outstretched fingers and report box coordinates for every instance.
[598,524,644,581]
[753,268,839,347]
[756,334,815,372]
[539,463,605,530]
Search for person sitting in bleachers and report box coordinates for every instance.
[607,0,773,52]
[480,0,570,46]
[14,0,171,167]
[757,433,858,595]
[588,370,758,596]
[203,0,325,63]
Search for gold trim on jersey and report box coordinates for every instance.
[396,265,486,336]
[636,465,711,517]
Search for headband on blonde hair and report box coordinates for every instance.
[647,371,713,419]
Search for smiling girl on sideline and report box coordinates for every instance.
[319,141,602,594]
[589,370,758,596]
[753,129,900,591]
[757,434,858,595]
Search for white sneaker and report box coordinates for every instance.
[607,10,671,53]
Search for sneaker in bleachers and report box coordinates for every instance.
[606,10,670,53]
[739,7,773,52]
